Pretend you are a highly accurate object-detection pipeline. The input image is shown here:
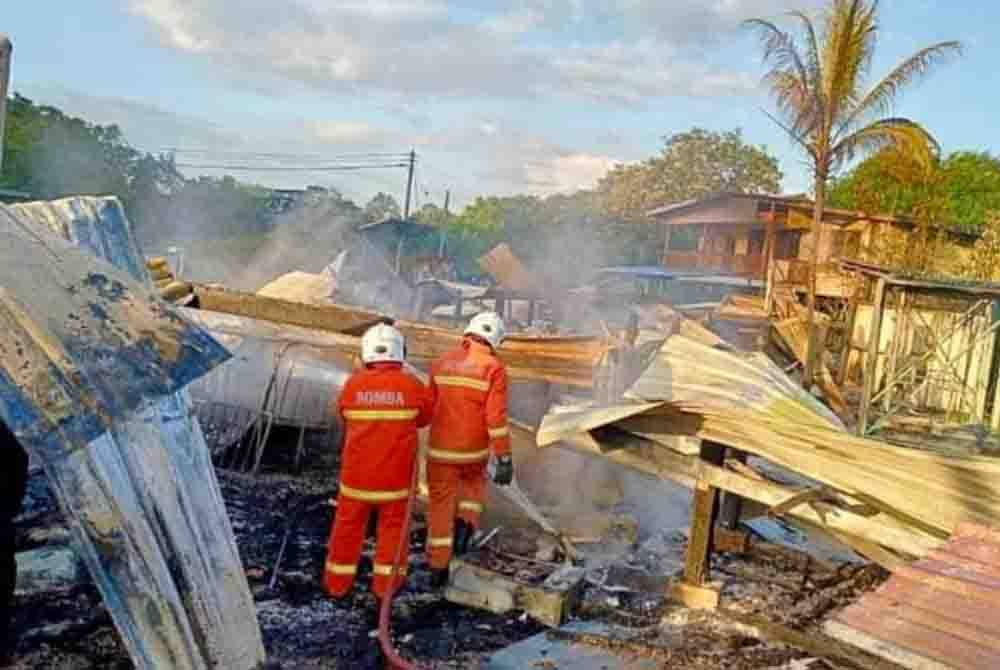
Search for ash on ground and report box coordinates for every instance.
[7,427,885,669]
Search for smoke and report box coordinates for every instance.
[145,190,363,291]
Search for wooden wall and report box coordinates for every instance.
[844,302,998,425]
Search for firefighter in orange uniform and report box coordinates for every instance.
[427,312,514,586]
[324,324,432,605]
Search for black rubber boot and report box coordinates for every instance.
[453,519,472,557]
[429,567,449,590]
[362,601,386,670]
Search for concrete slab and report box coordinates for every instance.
[487,622,661,670]
[445,553,585,627]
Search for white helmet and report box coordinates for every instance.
[464,312,505,350]
[361,323,406,364]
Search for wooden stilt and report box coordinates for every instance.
[859,278,888,435]
[718,449,748,531]
[837,290,860,387]
[671,441,726,610]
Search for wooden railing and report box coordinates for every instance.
[662,251,766,279]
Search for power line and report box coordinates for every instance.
[147,148,410,161]
[173,162,410,172]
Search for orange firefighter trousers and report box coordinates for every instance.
[324,494,408,599]
[426,461,487,570]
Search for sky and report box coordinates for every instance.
[3,1,996,209]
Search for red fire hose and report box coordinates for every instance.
[377,461,425,670]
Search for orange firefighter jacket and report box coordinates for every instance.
[337,363,433,500]
[428,337,511,464]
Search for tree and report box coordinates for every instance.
[830,150,1000,234]
[413,203,451,228]
[747,0,960,385]
[596,128,783,223]
[964,212,1000,281]
[364,192,401,223]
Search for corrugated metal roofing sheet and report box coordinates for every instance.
[830,523,1000,670]
[0,198,229,459]
[8,197,150,283]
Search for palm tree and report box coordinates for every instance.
[746,0,960,387]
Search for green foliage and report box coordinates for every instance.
[364,192,401,222]
[1,93,181,208]
[0,94,289,245]
[964,213,1000,280]
[596,128,783,223]
[413,203,454,228]
[748,0,960,379]
[830,150,1000,233]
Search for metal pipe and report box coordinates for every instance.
[0,35,12,173]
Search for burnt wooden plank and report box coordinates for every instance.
[720,608,907,670]
[851,593,1000,655]
[682,441,726,586]
[836,605,998,670]
[877,578,1000,638]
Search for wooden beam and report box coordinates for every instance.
[837,289,860,387]
[882,291,907,414]
[193,284,607,387]
[859,277,888,435]
[692,459,939,560]
[682,442,727,586]
[195,284,386,335]
[723,609,909,670]
[560,429,942,560]
[718,450,748,530]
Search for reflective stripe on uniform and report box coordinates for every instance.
[343,409,419,421]
[339,484,410,502]
[427,448,490,463]
[487,425,509,438]
[428,536,454,548]
[434,375,490,392]
[458,500,484,514]
[372,563,408,577]
[326,561,357,576]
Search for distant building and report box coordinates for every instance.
[648,192,977,299]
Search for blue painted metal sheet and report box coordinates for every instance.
[7,197,150,284]
[0,201,230,457]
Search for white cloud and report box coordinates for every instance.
[127,0,767,103]
[17,83,625,204]
[17,83,244,151]
[309,121,385,144]
[526,153,619,193]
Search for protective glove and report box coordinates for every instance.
[492,455,514,486]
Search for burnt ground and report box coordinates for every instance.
[7,427,888,669]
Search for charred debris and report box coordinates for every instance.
[7,194,1000,670]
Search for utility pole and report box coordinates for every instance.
[443,189,451,215]
[0,35,12,174]
[403,149,416,220]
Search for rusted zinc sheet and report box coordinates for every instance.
[828,523,1000,670]
[0,203,229,456]
[537,335,1000,564]
[478,243,543,295]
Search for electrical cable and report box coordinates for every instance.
[173,162,410,172]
